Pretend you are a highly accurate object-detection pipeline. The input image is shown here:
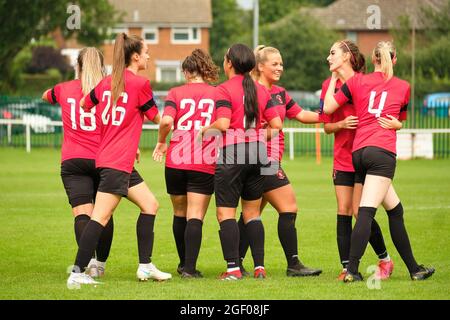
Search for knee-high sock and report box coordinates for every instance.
[172,215,187,267]
[184,218,203,274]
[96,216,114,262]
[387,203,420,273]
[74,214,90,246]
[73,220,104,273]
[336,214,352,269]
[218,219,240,269]
[278,213,299,267]
[347,207,377,274]
[246,219,265,268]
[238,213,249,264]
[136,213,155,264]
[368,218,388,259]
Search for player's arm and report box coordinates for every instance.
[81,87,99,111]
[153,97,176,162]
[42,86,59,104]
[202,87,232,137]
[42,89,51,102]
[324,115,359,134]
[295,110,320,123]
[265,116,282,140]
[202,118,230,134]
[323,73,341,114]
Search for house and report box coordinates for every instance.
[301,0,444,55]
[56,0,212,83]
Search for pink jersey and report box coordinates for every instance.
[83,69,159,173]
[266,85,302,162]
[163,82,217,175]
[334,72,409,154]
[47,79,100,162]
[320,77,356,172]
[215,75,279,147]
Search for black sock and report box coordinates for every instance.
[74,214,90,246]
[238,213,249,264]
[73,220,104,273]
[369,218,388,260]
[347,207,377,274]
[387,203,420,273]
[246,219,265,268]
[218,219,239,269]
[96,216,114,262]
[184,218,203,274]
[136,213,155,264]
[173,215,187,267]
[278,213,299,267]
[336,215,352,269]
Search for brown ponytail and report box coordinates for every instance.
[182,48,219,83]
[111,33,144,104]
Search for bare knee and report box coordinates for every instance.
[338,204,353,215]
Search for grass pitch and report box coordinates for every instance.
[0,147,449,300]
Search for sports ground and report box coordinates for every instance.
[0,147,449,300]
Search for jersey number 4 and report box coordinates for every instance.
[368,91,388,118]
[177,98,214,130]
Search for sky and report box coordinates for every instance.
[236,0,253,10]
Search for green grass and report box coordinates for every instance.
[0,147,449,300]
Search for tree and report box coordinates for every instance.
[0,0,121,92]
[259,0,334,25]
[210,0,249,68]
[260,12,337,91]
[391,0,450,98]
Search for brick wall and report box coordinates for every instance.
[101,27,210,81]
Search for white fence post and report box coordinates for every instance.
[289,130,294,160]
[26,123,31,153]
[7,123,12,144]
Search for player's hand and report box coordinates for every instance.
[152,143,167,163]
[341,115,358,129]
[378,114,402,130]
[196,128,204,144]
[135,148,141,163]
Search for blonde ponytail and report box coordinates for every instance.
[372,41,395,80]
[78,47,105,96]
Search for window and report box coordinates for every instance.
[156,60,182,82]
[143,28,158,44]
[171,27,201,44]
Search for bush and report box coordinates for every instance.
[26,46,72,76]
[15,72,63,97]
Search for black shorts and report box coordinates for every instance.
[352,146,396,184]
[97,167,145,197]
[60,158,99,208]
[215,142,268,208]
[263,161,290,193]
[129,168,144,188]
[165,167,214,195]
[333,170,355,187]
